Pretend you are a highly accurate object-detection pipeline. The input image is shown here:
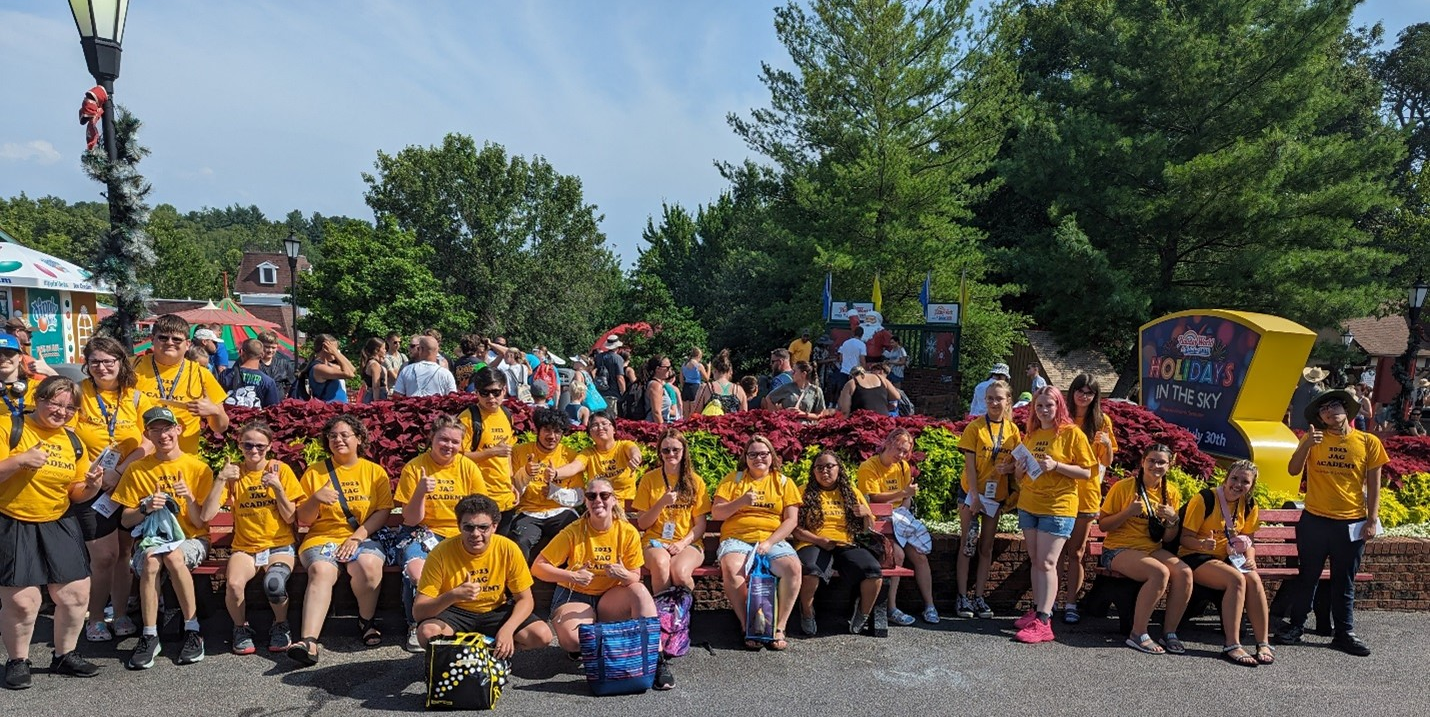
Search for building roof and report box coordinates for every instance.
[235,252,310,294]
[1344,314,1430,358]
[1023,329,1120,390]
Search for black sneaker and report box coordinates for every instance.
[1272,623,1303,645]
[567,650,583,662]
[4,658,32,690]
[178,630,205,665]
[128,635,161,670]
[654,658,674,690]
[50,651,100,678]
[1331,632,1371,656]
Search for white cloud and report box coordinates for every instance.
[0,140,62,165]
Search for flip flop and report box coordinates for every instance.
[1222,645,1258,667]
[1255,642,1276,665]
[767,631,788,651]
[286,638,319,666]
[1125,633,1165,654]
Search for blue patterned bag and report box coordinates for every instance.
[578,616,660,696]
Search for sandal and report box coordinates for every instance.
[1255,642,1275,665]
[743,639,764,651]
[1159,633,1186,655]
[286,637,320,666]
[357,617,383,647]
[1221,645,1258,667]
[1125,633,1165,654]
[767,631,788,651]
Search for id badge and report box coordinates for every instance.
[95,445,121,472]
[92,491,120,518]
[1228,552,1248,571]
[422,534,440,551]
[661,521,676,540]
[983,481,998,500]
[254,549,271,567]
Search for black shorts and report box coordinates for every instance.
[1180,553,1220,571]
[797,544,883,585]
[0,512,91,587]
[423,604,543,636]
[681,383,700,402]
[66,496,122,542]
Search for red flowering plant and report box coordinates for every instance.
[1383,435,1430,486]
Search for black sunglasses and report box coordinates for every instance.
[584,491,614,501]
[460,521,495,534]
[478,388,504,398]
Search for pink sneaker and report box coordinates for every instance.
[1013,610,1038,630]
[1015,619,1055,644]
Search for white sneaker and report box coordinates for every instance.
[888,608,916,626]
[922,606,941,624]
[85,619,113,642]
[405,625,422,653]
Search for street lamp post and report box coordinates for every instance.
[1393,277,1429,433]
[1340,329,1355,388]
[69,0,129,163]
[283,233,302,343]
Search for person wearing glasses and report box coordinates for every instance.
[507,407,588,561]
[393,415,488,652]
[213,420,305,656]
[644,355,676,424]
[133,314,229,454]
[1058,374,1116,626]
[792,451,881,636]
[633,429,710,595]
[712,435,802,652]
[414,494,553,656]
[0,333,40,425]
[112,406,218,670]
[460,368,518,532]
[532,477,672,690]
[288,414,394,665]
[0,376,104,689]
[72,336,158,644]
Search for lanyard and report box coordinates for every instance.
[987,418,1006,462]
[92,381,121,440]
[1,381,25,418]
[151,356,186,402]
[1214,487,1240,541]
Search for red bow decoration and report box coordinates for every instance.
[79,85,108,151]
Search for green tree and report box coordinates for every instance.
[998,0,1404,394]
[295,218,458,345]
[145,205,219,299]
[1373,22,1430,281]
[363,135,620,353]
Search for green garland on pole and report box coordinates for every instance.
[80,106,154,350]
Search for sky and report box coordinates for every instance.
[0,0,1423,266]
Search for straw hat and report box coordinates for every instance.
[1301,367,1330,384]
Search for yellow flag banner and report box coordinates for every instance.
[872,273,882,312]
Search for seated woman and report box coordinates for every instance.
[1180,460,1273,666]
[576,413,643,511]
[217,420,305,655]
[289,414,393,665]
[633,430,709,596]
[858,429,937,625]
[712,435,802,651]
[394,415,488,652]
[531,478,672,690]
[1097,444,1193,655]
[792,452,882,636]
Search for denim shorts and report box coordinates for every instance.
[715,538,797,561]
[1100,547,1128,569]
[400,535,440,567]
[1017,510,1075,539]
[300,539,387,566]
[551,585,603,610]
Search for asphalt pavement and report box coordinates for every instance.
[6,607,1428,716]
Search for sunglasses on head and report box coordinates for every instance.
[584,490,614,502]
[460,521,495,534]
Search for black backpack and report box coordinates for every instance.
[618,380,650,421]
[10,419,83,461]
[288,360,312,400]
[593,351,618,394]
[1164,487,1250,555]
[465,404,514,451]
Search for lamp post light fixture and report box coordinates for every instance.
[1341,329,1354,347]
[69,0,130,162]
[283,233,302,343]
[1394,277,1430,433]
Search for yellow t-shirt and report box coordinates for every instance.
[788,339,812,365]
[224,461,306,554]
[112,453,215,539]
[1100,477,1182,552]
[539,518,644,596]
[1303,430,1389,520]
[132,356,228,453]
[1181,488,1260,559]
[581,440,642,502]
[1073,414,1118,513]
[631,468,711,544]
[418,534,533,615]
[957,415,1022,501]
[1016,425,1098,518]
[460,406,516,511]
[72,381,158,462]
[512,442,582,514]
[713,470,802,543]
[297,458,394,553]
[395,453,487,538]
[0,380,39,419]
[796,484,869,548]
[0,419,92,522]
[856,456,913,508]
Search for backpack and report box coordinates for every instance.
[1165,487,1249,555]
[9,419,82,460]
[653,586,694,658]
[702,381,740,416]
[465,405,514,452]
[618,380,650,421]
[593,351,617,394]
[288,360,311,400]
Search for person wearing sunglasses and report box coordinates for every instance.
[507,407,587,561]
[72,336,159,645]
[532,477,672,689]
[0,333,40,425]
[0,376,104,688]
[792,452,881,636]
[213,420,305,656]
[459,368,519,531]
[414,494,552,657]
[133,314,229,454]
[1,318,56,379]
[288,414,394,665]
[633,429,710,595]
[1058,373,1116,626]
[112,406,218,671]
[394,415,488,652]
[643,355,677,424]
[712,435,803,652]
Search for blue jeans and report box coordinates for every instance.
[400,537,436,625]
[1283,511,1366,634]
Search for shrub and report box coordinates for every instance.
[1383,436,1430,483]
[1380,490,1410,528]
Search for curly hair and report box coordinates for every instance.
[798,451,860,534]
[321,413,368,455]
[531,406,567,435]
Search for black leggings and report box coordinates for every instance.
[508,512,580,562]
[797,544,883,585]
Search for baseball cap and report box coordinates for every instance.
[193,328,219,342]
[143,406,179,427]
[531,379,549,398]
[0,333,20,352]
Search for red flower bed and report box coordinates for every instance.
[1384,435,1430,485]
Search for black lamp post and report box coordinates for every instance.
[1393,277,1429,432]
[283,233,301,342]
[69,0,129,162]
[1340,329,1355,388]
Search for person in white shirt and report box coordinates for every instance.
[968,363,1011,417]
[391,336,457,398]
[835,333,867,396]
[498,348,530,396]
[883,336,909,386]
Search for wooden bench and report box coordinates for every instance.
[1081,508,1373,635]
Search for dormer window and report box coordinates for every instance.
[256,261,278,286]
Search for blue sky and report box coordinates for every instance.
[0,0,1422,265]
